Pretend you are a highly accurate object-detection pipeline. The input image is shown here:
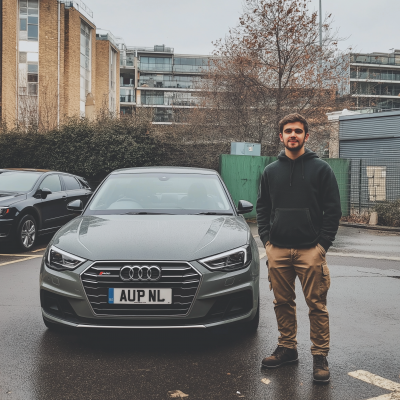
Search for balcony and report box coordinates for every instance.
[350,70,400,82]
[351,54,400,66]
[139,63,172,72]
[128,45,174,53]
[173,65,209,73]
[120,95,135,103]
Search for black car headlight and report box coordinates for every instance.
[45,245,86,271]
[199,245,252,272]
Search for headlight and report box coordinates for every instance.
[199,245,252,272]
[0,207,10,217]
[45,245,86,271]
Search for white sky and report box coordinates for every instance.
[83,0,400,56]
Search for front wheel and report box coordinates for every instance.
[16,214,37,252]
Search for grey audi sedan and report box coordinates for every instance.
[40,167,260,330]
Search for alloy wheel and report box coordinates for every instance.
[21,219,36,249]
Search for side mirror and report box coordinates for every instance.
[67,199,83,212]
[237,200,253,215]
[40,188,52,199]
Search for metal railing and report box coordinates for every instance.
[128,45,174,53]
[350,54,400,66]
[61,0,93,18]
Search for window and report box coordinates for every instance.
[63,176,81,191]
[80,22,92,116]
[40,175,62,193]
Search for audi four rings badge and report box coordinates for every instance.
[120,265,162,282]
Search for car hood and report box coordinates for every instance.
[0,192,26,206]
[52,215,250,261]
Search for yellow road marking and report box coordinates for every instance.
[32,248,46,252]
[0,254,42,258]
[0,256,39,266]
[349,370,400,399]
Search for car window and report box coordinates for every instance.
[40,175,62,192]
[0,172,41,192]
[87,173,233,215]
[63,175,81,190]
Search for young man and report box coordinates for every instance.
[256,113,341,383]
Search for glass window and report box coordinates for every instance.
[28,83,38,95]
[28,63,38,73]
[28,73,38,82]
[20,18,27,31]
[40,175,62,192]
[19,52,27,63]
[87,173,233,215]
[28,16,38,24]
[0,172,41,192]
[20,0,28,7]
[63,175,81,191]
[28,24,38,40]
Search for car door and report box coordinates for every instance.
[36,174,69,232]
[61,175,92,221]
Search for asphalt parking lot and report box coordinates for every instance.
[0,226,399,400]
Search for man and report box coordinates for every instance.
[256,113,341,383]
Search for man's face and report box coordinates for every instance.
[279,122,309,152]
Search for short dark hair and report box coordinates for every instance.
[279,113,309,134]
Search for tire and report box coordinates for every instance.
[242,298,260,334]
[16,214,37,252]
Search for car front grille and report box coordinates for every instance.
[81,262,202,317]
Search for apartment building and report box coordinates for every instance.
[118,43,210,123]
[350,50,400,111]
[0,0,119,127]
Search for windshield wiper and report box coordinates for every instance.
[122,212,175,215]
[192,212,234,215]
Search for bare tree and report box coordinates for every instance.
[189,0,352,155]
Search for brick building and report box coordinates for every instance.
[0,0,119,127]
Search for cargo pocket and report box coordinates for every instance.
[266,260,273,291]
[319,263,330,300]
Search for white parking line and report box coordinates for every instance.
[329,253,400,261]
[0,256,39,267]
[349,370,400,399]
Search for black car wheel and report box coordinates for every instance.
[16,214,37,251]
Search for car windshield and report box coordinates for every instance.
[0,172,42,193]
[86,173,234,215]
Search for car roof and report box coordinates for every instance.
[111,166,218,175]
[1,168,51,173]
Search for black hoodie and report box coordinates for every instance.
[256,149,342,251]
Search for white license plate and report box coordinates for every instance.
[108,288,172,304]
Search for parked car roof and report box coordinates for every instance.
[112,166,218,175]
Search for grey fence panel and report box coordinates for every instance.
[340,138,400,159]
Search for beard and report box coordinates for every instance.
[284,137,306,152]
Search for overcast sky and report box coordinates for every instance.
[83,0,399,55]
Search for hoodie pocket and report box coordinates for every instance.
[270,208,318,246]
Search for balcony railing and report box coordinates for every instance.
[173,65,209,73]
[61,0,93,18]
[96,30,118,48]
[128,45,174,53]
[139,63,172,72]
[351,54,400,66]
[120,95,135,103]
[350,71,400,82]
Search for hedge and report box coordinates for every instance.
[0,116,161,182]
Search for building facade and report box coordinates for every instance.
[0,0,119,127]
[118,43,210,123]
[350,50,400,111]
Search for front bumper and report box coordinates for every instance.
[0,219,14,241]
[40,251,260,329]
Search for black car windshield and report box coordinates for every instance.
[86,173,234,215]
[0,172,42,192]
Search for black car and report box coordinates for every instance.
[0,169,92,251]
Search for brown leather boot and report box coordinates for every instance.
[313,355,330,383]
[261,346,299,368]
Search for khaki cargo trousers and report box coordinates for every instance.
[265,242,331,356]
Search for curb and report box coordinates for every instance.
[340,221,400,232]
